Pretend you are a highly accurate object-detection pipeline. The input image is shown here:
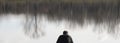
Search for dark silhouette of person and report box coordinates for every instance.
[56,31,73,43]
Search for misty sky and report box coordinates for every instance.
[0,14,120,43]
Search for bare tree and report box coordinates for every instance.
[24,4,44,38]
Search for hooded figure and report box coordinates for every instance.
[56,31,73,43]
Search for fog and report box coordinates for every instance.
[0,14,120,43]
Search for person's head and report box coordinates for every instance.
[63,31,68,35]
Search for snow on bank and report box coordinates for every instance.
[0,14,120,43]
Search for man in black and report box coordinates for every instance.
[56,31,73,43]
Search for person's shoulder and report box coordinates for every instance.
[66,35,72,37]
[59,35,64,37]
[62,34,67,36]
[63,35,70,37]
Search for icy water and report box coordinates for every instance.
[0,14,120,43]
